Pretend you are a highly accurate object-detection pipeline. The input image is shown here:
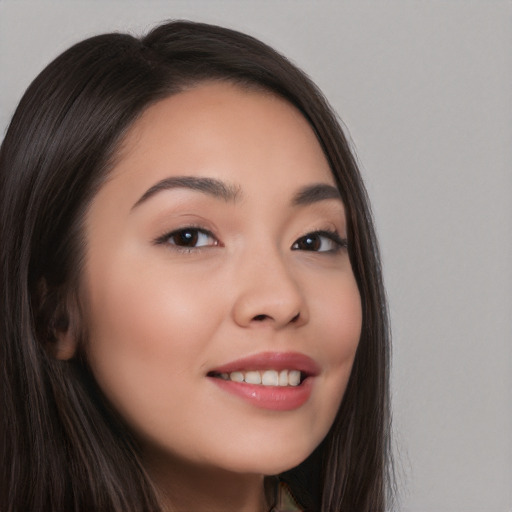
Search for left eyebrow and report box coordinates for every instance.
[292,183,342,206]
[131,176,241,210]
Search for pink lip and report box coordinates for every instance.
[207,352,320,411]
[209,351,320,376]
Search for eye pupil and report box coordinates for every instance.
[174,229,198,246]
[298,234,320,251]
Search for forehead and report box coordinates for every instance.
[110,81,335,190]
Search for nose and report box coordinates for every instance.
[231,249,309,329]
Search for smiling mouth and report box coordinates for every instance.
[207,369,306,387]
[207,352,318,410]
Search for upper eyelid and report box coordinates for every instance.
[153,226,218,246]
[292,230,347,249]
[153,225,346,248]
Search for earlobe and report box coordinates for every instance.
[52,295,82,360]
[53,322,79,360]
[35,278,80,360]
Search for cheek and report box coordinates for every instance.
[314,273,362,362]
[309,273,362,410]
[81,255,223,427]
[85,250,220,350]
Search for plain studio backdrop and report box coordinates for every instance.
[1,1,510,510]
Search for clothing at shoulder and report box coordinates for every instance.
[271,482,303,512]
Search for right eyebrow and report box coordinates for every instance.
[291,183,342,206]
[131,176,241,210]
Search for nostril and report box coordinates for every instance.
[252,312,300,323]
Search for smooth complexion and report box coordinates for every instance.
[63,82,362,511]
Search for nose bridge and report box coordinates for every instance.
[231,241,308,328]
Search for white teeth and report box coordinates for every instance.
[288,370,301,386]
[224,369,303,387]
[261,370,279,386]
[230,371,244,382]
[244,371,261,384]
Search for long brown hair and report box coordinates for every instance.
[0,20,393,511]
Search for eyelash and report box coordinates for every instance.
[154,227,348,254]
[291,230,348,253]
[154,226,219,253]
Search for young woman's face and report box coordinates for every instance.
[80,82,362,476]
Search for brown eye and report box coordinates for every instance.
[293,234,322,251]
[163,228,217,248]
[171,229,198,246]
[291,230,347,253]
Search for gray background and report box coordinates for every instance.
[1,1,511,510]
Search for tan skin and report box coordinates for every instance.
[57,82,362,512]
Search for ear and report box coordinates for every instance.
[52,292,82,360]
[35,278,80,360]
[53,316,79,360]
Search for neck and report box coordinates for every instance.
[143,451,270,512]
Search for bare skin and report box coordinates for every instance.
[145,451,269,512]
[57,82,362,511]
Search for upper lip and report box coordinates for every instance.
[208,351,320,377]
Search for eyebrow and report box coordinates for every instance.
[292,183,342,206]
[131,176,342,210]
[132,176,241,209]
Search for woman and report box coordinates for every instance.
[0,20,392,512]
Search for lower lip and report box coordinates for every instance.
[209,377,313,411]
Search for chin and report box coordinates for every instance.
[216,443,315,476]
